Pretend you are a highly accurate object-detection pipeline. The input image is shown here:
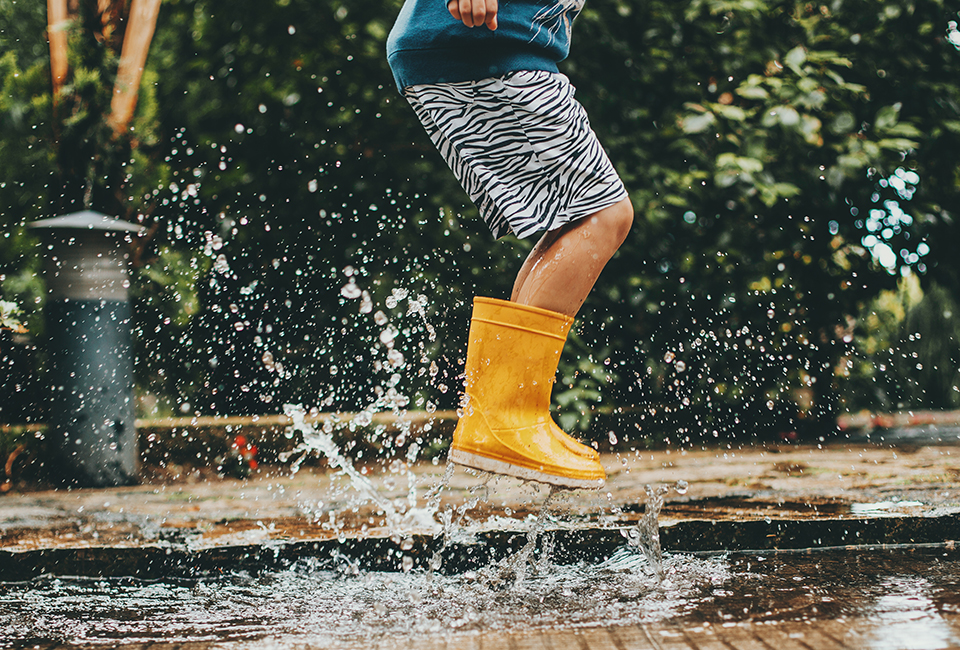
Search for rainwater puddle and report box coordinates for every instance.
[2,547,959,648]
[850,500,927,515]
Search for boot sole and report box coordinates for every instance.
[448,448,605,490]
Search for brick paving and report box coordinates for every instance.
[4,443,960,554]
[17,615,960,650]
[3,441,960,649]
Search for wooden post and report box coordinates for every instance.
[47,0,70,103]
[107,0,162,137]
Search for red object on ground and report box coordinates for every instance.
[232,435,258,470]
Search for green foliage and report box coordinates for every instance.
[849,276,960,410]
[1,0,958,442]
[554,331,617,432]
[0,2,171,332]
[0,50,53,332]
[0,300,25,333]
[567,0,960,438]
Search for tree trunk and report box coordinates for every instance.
[107,0,162,137]
[46,0,70,102]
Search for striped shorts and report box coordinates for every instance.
[403,70,628,240]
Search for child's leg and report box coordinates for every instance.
[511,197,634,317]
[449,197,631,488]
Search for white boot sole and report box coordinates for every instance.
[448,448,604,490]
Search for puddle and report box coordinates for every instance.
[2,547,958,648]
[850,500,927,515]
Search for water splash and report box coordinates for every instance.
[1,551,736,645]
[621,481,688,581]
[282,404,458,536]
[283,405,400,525]
[429,471,494,573]
[479,486,561,590]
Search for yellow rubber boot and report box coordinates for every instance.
[448,297,606,489]
[458,297,599,462]
[457,297,599,462]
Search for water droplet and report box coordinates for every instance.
[354,411,373,427]
[341,281,362,299]
[379,326,398,345]
[359,291,373,313]
[387,349,404,368]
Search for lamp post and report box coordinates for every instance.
[30,211,143,487]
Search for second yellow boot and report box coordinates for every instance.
[447,297,606,489]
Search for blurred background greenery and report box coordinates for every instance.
[1,0,959,449]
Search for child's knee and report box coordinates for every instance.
[600,198,633,246]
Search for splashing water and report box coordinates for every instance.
[2,551,733,646]
[283,405,401,525]
[12,547,960,647]
[270,272,682,596]
[630,484,669,580]
[428,471,494,574]
[282,404,457,535]
[480,486,561,590]
[282,393,679,579]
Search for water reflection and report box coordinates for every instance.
[0,552,724,645]
[2,548,959,648]
[864,576,958,650]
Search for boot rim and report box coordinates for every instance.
[473,296,574,325]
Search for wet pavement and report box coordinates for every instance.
[5,547,960,649]
[2,442,960,648]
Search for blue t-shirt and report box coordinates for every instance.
[386,0,584,90]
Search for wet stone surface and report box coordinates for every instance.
[2,444,959,559]
[2,547,959,649]
[2,443,960,648]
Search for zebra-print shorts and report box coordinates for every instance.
[403,70,628,240]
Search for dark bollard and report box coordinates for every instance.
[30,211,144,487]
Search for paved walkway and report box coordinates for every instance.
[14,615,960,649]
[312,618,960,650]
[3,442,960,649]
[3,443,959,555]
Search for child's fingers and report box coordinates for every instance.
[459,0,477,27]
[447,0,497,29]
[447,0,462,22]
[471,0,488,29]
[484,0,498,30]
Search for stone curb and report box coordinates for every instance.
[3,513,958,581]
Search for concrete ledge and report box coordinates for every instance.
[4,443,960,581]
[3,513,958,581]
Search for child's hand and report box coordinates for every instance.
[447,0,498,30]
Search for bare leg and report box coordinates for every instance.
[511,197,634,317]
